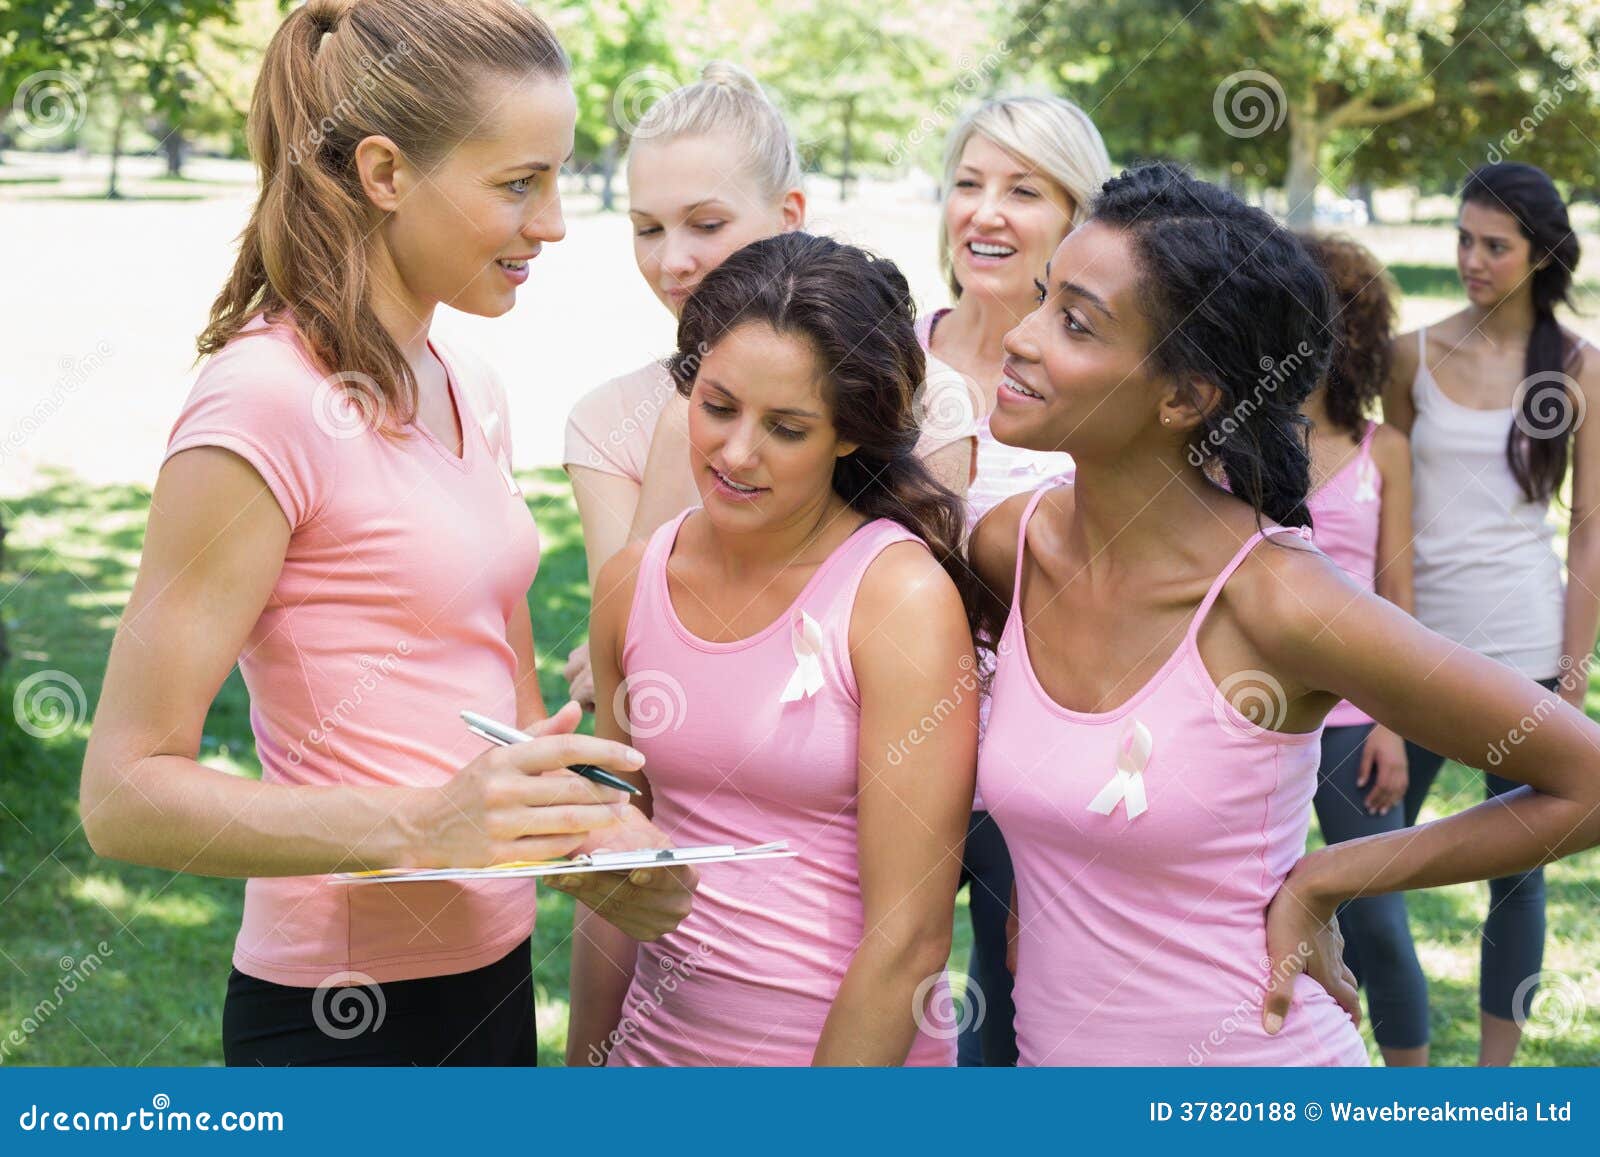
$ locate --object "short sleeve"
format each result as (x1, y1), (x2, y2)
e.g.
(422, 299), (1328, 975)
(913, 351), (982, 457)
(562, 362), (670, 483)
(163, 330), (333, 531)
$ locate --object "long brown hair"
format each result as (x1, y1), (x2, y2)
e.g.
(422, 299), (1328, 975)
(198, 0), (567, 425)
(670, 232), (981, 631)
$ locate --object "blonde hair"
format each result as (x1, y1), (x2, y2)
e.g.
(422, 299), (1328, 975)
(629, 61), (801, 203)
(938, 95), (1112, 298)
(198, 0), (568, 425)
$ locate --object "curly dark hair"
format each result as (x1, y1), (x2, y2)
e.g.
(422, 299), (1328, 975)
(669, 231), (980, 628)
(1297, 233), (1397, 440)
(1091, 163), (1334, 528)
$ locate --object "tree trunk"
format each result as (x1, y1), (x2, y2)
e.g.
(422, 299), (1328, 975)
(838, 98), (854, 202)
(107, 94), (130, 200)
(1283, 103), (1324, 228)
(163, 127), (185, 178)
(599, 138), (618, 212)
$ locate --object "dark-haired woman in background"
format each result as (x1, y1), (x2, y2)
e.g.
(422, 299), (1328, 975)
(1299, 235), (1427, 1065)
(1382, 161), (1599, 1065)
(568, 233), (979, 1066)
(972, 163), (1600, 1066)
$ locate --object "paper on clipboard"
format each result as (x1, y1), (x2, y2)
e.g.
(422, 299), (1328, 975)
(332, 841), (797, 884)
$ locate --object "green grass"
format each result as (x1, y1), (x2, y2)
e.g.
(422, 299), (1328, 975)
(1, 469), (1595, 1066)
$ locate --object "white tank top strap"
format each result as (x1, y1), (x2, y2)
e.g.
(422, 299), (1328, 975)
(1184, 524), (1310, 646)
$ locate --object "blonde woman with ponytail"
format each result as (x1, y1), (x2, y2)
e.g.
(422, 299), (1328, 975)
(560, 62), (972, 709)
(80, 0), (694, 1067)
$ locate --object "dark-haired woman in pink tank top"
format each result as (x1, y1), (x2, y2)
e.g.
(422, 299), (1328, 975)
(971, 164), (1600, 1066)
(568, 233), (982, 1066)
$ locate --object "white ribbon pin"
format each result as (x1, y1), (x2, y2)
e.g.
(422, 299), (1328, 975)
(1352, 454), (1379, 503)
(1087, 720), (1153, 820)
(779, 611), (826, 703)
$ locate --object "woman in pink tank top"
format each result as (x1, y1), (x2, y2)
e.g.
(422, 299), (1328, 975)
(972, 164), (1600, 1066)
(1297, 235), (1429, 1065)
(568, 233), (981, 1066)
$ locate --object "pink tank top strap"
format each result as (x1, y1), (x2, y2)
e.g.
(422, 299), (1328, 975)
(1010, 485), (1057, 602)
(627, 507), (697, 643)
(1183, 523), (1311, 647)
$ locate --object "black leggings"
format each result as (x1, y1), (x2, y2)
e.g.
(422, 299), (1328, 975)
(1312, 724), (1430, 1049)
(956, 811), (1018, 1067)
(1402, 673), (1555, 1026)
(222, 937), (537, 1066)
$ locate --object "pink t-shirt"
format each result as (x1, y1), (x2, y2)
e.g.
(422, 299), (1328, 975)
(164, 315), (542, 987)
(562, 360), (679, 482)
(605, 511), (957, 1066)
(563, 350), (977, 484)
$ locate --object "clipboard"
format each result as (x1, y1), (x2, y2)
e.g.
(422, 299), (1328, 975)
(331, 841), (797, 884)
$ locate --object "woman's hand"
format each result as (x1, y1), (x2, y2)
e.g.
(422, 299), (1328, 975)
(564, 641), (596, 714)
(1356, 724), (1408, 815)
(1262, 850), (1360, 1034)
(545, 806), (698, 940)
(412, 702), (640, 868)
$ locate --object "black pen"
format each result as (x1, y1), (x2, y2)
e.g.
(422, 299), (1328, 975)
(460, 710), (642, 795)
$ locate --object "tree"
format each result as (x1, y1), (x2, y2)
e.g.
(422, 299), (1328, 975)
(1015, 0), (1452, 225)
(554, 0), (680, 211)
(763, 0), (949, 200)
(0, 0), (240, 193)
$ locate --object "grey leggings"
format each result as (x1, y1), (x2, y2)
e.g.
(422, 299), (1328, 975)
(1400, 676), (1555, 1025)
(1313, 723), (1430, 1049)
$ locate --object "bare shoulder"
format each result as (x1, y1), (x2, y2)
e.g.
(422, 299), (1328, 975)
(1370, 421), (1410, 471)
(1566, 328), (1600, 395)
(592, 538), (649, 641)
(1389, 325), (1421, 379)
(1217, 527), (1359, 653)
(855, 539), (962, 630)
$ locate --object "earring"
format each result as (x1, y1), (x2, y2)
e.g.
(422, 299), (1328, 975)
(1161, 416), (1171, 425)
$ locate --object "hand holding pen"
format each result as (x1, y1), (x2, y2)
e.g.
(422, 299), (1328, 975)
(403, 702), (642, 870)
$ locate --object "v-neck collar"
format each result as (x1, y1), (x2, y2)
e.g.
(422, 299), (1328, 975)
(409, 340), (473, 472)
